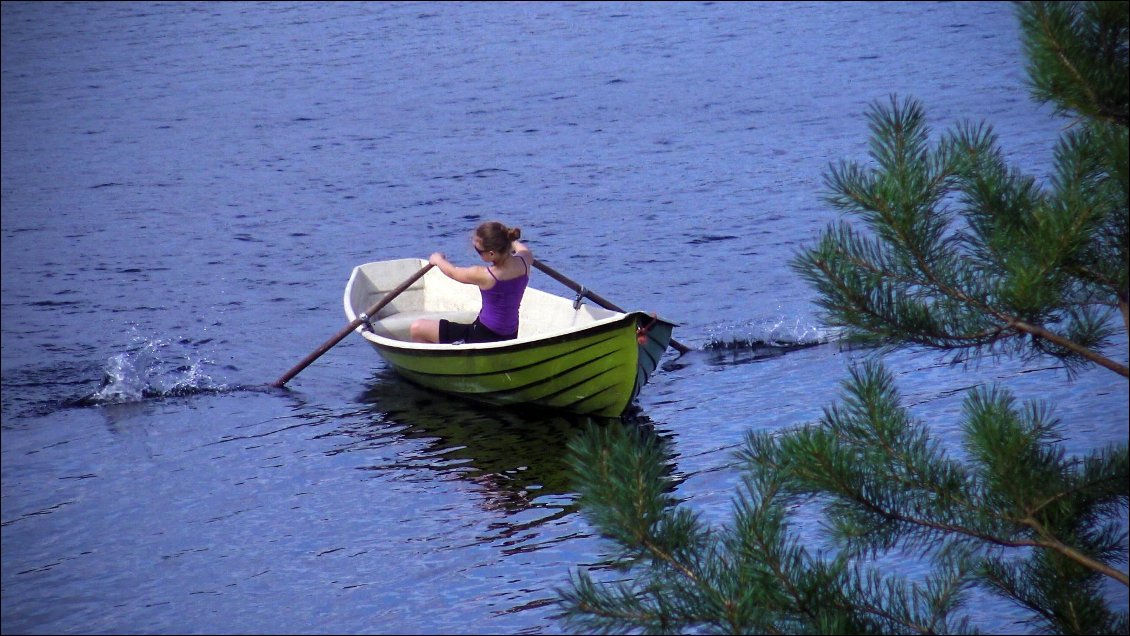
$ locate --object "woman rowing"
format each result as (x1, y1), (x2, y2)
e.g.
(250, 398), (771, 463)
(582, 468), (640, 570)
(410, 221), (532, 344)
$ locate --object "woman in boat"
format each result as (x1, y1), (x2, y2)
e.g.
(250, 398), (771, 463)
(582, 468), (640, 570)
(410, 221), (532, 344)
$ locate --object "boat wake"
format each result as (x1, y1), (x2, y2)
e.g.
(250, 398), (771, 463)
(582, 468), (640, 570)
(688, 317), (844, 367)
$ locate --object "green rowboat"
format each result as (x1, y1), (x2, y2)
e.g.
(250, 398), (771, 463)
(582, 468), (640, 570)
(344, 258), (675, 417)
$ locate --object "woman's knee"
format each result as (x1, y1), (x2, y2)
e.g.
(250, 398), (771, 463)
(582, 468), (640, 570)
(410, 319), (436, 342)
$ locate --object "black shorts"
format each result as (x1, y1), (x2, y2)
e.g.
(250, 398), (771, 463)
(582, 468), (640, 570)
(438, 318), (517, 344)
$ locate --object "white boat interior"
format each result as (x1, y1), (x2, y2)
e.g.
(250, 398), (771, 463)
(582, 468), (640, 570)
(345, 258), (627, 344)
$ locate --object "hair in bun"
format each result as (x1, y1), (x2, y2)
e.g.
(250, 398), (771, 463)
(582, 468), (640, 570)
(476, 221), (521, 253)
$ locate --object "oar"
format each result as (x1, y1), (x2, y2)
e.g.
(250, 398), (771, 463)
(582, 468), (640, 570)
(272, 263), (434, 388)
(532, 259), (691, 355)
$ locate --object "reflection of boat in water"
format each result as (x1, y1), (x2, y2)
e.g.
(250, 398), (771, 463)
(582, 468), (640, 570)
(344, 258), (676, 417)
(350, 370), (600, 515)
(346, 371), (680, 531)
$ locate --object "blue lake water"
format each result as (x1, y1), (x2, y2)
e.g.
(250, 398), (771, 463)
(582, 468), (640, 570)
(3, 2), (1126, 633)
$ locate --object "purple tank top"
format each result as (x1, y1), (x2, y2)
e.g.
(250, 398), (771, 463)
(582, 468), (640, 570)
(478, 255), (528, 336)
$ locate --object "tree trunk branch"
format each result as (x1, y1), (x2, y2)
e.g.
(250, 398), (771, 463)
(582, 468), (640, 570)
(1009, 319), (1129, 377)
(1023, 516), (1130, 587)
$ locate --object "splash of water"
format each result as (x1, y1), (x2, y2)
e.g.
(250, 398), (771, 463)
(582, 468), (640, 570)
(702, 315), (843, 351)
(87, 337), (229, 405)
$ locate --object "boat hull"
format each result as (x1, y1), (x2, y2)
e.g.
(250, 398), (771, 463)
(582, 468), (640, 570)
(344, 259), (674, 417)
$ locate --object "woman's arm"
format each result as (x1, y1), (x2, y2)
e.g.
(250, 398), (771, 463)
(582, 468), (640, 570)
(429, 252), (492, 287)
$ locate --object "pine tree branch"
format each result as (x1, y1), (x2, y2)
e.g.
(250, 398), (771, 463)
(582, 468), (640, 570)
(1025, 468), (1127, 521)
(569, 598), (657, 628)
(1008, 317), (1129, 376)
(889, 198), (1128, 376)
(1030, 3), (1130, 127)
(816, 250), (1009, 345)
(795, 398), (1127, 586)
(820, 466), (1130, 587)
(1037, 10), (1102, 116)
(835, 598), (936, 636)
(977, 564), (1064, 630)
(740, 492), (824, 629)
(1020, 514), (1130, 586)
(636, 534), (700, 586)
(818, 230), (1129, 377)
(820, 94), (1130, 376)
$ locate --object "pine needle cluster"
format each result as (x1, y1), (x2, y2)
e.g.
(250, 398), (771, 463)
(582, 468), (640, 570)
(555, 3), (1128, 634)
